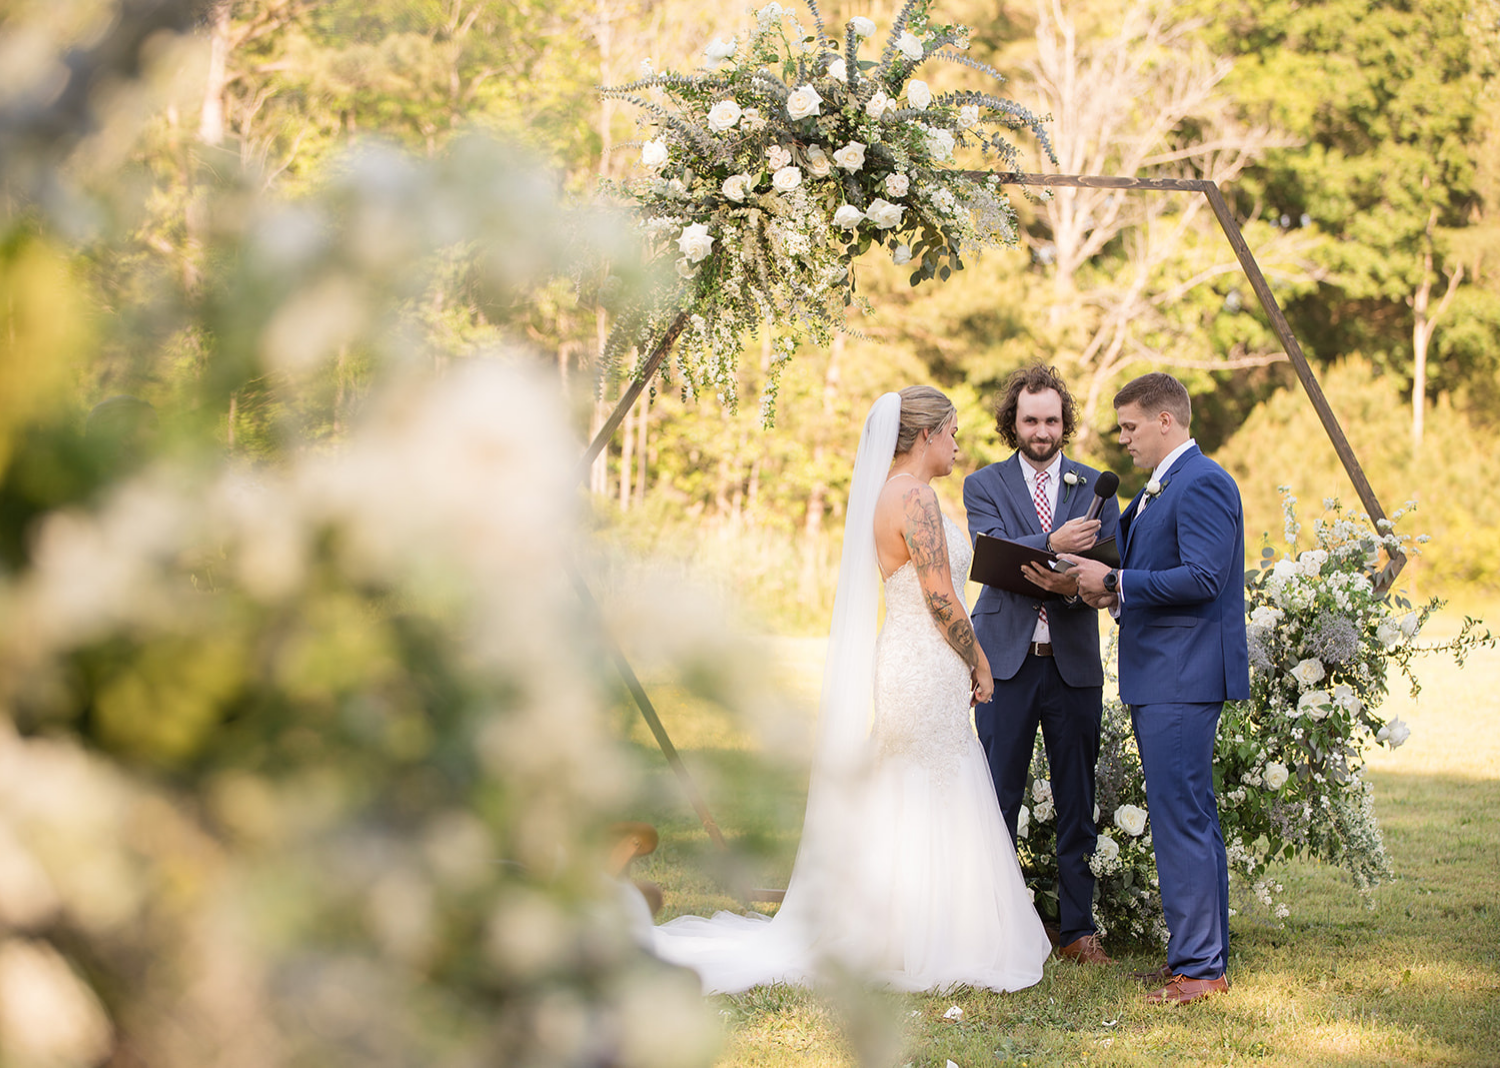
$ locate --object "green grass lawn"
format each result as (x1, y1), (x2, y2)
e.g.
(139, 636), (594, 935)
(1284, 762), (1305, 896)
(615, 612), (1500, 1067)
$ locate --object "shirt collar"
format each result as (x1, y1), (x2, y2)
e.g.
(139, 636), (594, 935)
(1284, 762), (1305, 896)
(1151, 439), (1196, 485)
(1020, 452), (1063, 487)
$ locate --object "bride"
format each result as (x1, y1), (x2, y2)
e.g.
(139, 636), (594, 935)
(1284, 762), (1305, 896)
(650, 387), (1052, 993)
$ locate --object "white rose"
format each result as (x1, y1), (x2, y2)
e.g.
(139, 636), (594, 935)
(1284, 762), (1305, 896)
(1291, 657), (1326, 689)
(1114, 804), (1148, 837)
(786, 84), (824, 120)
(1270, 558), (1300, 583)
(850, 15), (876, 37)
(958, 104), (980, 129)
(892, 244), (912, 265)
(885, 173), (910, 197)
(833, 141), (867, 172)
(804, 144), (833, 177)
(1033, 799), (1055, 823)
(866, 90), (894, 120)
(1145, 478), (1163, 497)
(1333, 683), (1361, 713)
(704, 37), (737, 63)
(1298, 689), (1331, 720)
(924, 125), (955, 160)
(1263, 762), (1290, 790)
(1399, 611), (1420, 638)
(1032, 778), (1052, 804)
(640, 138), (669, 170)
(707, 99), (742, 132)
(1298, 548), (1329, 574)
(931, 187), (956, 214)
(864, 197), (904, 229)
(1377, 716), (1411, 748)
(827, 58), (847, 82)
(1094, 834), (1120, 863)
(676, 257), (698, 278)
(721, 173), (752, 202)
(771, 165), (803, 192)
(1016, 804), (1030, 839)
(906, 79), (932, 109)
(1376, 619), (1403, 650)
(833, 204), (865, 229)
(676, 222), (714, 263)
(741, 106), (766, 131)
(897, 30), (924, 60)
(766, 144), (792, 171)
(757, 2), (783, 24)
(1250, 606), (1284, 629)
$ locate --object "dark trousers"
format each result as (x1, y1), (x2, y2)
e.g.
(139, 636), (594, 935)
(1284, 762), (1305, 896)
(1130, 700), (1230, 979)
(975, 652), (1103, 946)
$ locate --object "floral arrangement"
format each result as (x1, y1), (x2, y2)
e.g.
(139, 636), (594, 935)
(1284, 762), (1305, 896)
(1018, 492), (1492, 942)
(600, 0), (1052, 419)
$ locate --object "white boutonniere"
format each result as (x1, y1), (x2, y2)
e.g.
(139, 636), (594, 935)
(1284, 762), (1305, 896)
(1145, 478), (1163, 499)
(1061, 469), (1083, 503)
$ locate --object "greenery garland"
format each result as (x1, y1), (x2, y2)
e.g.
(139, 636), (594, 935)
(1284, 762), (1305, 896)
(599, 0), (1052, 420)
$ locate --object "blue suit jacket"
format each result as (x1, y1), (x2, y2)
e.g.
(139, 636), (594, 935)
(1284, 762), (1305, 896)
(965, 453), (1121, 687)
(1117, 445), (1251, 706)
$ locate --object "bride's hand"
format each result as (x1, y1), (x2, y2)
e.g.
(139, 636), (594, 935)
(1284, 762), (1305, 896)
(971, 655), (994, 706)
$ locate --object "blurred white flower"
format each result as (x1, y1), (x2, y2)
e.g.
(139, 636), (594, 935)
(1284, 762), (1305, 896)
(1298, 690), (1332, 720)
(943, 1004), (964, 1020)
(1377, 717), (1411, 747)
(1263, 762), (1290, 790)
(677, 222), (714, 262)
(1291, 657), (1326, 688)
(0, 938), (112, 1067)
(1298, 548), (1328, 574)
(757, 2), (783, 25)
(707, 99), (742, 132)
(1332, 683), (1361, 713)
(924, 125), (955, 159)
(892, 244), (912, 265)
(826, 58), (847, 82)
(1113, 804), (1147, 837)
(1145, 478), (1163, 498)
(704, 37), (737, 63)
(1094, 834), (1120, 863)
(640, 138), (669, 170)
(1032, 778), (1052, 804)
(833, 141), (866, 172)
(1376, 619), (1403, 650)
(771, 165), (803, 192)
(721, 173), (752, 201)
(897, 30), (924, 60)
(1033, 799), (1055, 823)
(958, 104), (980, 129)
(833, 205), (865, 229)
(885, 173), (910, 197)
(906, 79), (931, 109)
(1016, 804), (1030, 839)
(786, 84), (823, 120)
(865, 198), (904, 229)
(804, 144), (832, 177)
(865, 90), (896, 119)
(1249, 605), (1284, 629)
(850, 15), (876, 37)
(741, 106), (766, 130)
(1399, 611), (1420, 638)
(767, 144), (792, 170)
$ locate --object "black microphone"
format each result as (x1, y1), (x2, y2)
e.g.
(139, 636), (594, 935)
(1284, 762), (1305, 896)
(1084, 471), (1121, 522)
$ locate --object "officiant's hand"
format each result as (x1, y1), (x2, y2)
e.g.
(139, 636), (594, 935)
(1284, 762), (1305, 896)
(1046, 517), (1101, 554)
(1021, 561), (1079, 599)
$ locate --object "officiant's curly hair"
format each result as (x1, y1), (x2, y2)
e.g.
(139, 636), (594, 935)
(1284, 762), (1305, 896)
(993, 364), (1077, 449)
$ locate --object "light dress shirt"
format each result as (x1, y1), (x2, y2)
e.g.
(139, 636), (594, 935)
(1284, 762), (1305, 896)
(1020, 453), (1063, 643)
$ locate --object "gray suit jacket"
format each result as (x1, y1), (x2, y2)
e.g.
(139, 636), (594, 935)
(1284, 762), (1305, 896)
(964, 453), (1121, 687)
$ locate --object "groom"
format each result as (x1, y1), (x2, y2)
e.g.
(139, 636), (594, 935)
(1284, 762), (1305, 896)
(965, 365), (1120, 966)
(1064, 372), (1249, 1006)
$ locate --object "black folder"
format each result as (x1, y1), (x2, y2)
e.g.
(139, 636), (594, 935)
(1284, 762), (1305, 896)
(971, 534), (1120, 597)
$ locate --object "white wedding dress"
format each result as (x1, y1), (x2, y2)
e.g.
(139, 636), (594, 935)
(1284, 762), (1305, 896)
(650, 400), (1051, 993)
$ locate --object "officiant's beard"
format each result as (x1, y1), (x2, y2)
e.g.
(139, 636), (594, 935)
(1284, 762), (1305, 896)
(1020, 438), (1062, 465)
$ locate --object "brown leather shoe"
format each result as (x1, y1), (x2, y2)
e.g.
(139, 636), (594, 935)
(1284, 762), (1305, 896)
(1057, 934), (1113, 965)
(1145, 973), (1230, 1005)
(1131, 964), (1173, 985)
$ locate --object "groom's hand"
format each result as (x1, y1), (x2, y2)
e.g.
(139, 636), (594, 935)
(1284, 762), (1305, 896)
(1022, 561), (1079, 599)
(1059, 555), (1111, 599)
(1047, 517), (1101, 554)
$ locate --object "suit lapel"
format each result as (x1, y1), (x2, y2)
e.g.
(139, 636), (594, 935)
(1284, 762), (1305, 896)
(998, 454), (1044, 537)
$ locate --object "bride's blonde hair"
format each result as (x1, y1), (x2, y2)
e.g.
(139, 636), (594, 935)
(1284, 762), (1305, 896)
(895, 385), (956, 455)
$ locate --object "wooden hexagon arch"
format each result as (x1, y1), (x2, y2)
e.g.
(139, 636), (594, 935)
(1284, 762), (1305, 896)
(576, 173), (1407, 860)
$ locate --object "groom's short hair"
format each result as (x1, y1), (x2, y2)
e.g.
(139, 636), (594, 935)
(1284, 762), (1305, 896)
(1113, 373), (1191, 427)
(994, 364), (1077, 449)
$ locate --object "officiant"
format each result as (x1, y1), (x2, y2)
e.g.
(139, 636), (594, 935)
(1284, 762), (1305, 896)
(964, 365), (1121, 966)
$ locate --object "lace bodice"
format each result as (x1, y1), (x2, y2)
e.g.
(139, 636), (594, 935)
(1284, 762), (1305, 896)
(871, 513), (978, 779)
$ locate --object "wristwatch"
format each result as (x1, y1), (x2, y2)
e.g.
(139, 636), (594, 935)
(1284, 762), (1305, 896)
(1103, 569), (1119, 593)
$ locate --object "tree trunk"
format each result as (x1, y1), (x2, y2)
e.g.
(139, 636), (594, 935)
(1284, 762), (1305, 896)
(199, 1), (232, 146)
(619, 388), (636, 511)
(635, 387), (649, 507)
(1410, 206), (1464, 452)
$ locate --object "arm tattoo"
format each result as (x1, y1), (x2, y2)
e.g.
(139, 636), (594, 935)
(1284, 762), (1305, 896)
(902, 488), (981, 670)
